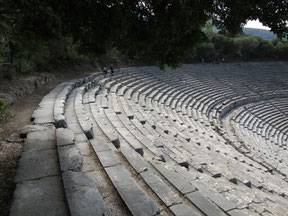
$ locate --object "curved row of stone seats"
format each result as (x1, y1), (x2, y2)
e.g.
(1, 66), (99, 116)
(74, 82), (172, 215)
(88, 70), (288, 214)
(217, 91), (288, 135)
(72, 62), (288, 214)
(124, 67), (243, 130)
(31, 73), (98, 127)
(55, 74), (117, 216)
(232, 122), (288, 177)
(228, 62), (288, 93)
(98, 81), (231, 214)
(127, 69), (284, 146)
(101, 71), (286, 183)
(69, 78), (158, 215)
(61, 79), (115, 216)
(104, 64), (287, 148)
(91, 85), (258, 214)
(124, 64), (288, 141)
(88, 92), (195, 215)
(11, 73), (106, 216)
(233, 100), (288, 147)
(233, 108), (285, 147)
(111, 68), (212, 126)
(121, 93), (286, 194)
(230, 104), (288, 176)
(271, 98), (288, 114)
(13, 63), (288, 216)
(137, 83), (214, 141)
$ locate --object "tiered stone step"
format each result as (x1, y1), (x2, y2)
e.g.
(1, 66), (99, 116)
(11, 73), (102, 216)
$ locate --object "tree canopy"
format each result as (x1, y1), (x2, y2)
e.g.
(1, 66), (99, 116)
(1, 0), (288, 67)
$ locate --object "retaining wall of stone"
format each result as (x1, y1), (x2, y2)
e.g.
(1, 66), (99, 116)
(0, 73), (55, 105)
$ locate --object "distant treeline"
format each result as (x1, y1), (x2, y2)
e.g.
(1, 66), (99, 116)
(186, 23), (288, 63)
(1, 1), (288, 80)
(0, 21), (287, 80)
(0, 36), (124, 80)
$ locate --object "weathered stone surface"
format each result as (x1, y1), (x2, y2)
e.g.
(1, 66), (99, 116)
(96, 150), (120, 168)
(90, 137), (111, 152)
(33, 111), (54, 124)
(15, 149), (59, 183)
(19, 124), (51, 138)
(10, 176), (69, 216)
(22, 125), (56, 152)
(228, 208), (259, 216)
(120, 146), (148, 173)
(169, 204), (202, 216)
(192, 180), (238, 211)
(141, 171), (182, 207)
(58, 145), (83, 172)
(151, 161), (197, 195)
(56, 128), (75, 146)
(105, 165), (160, 216)
(186, 191), (227, 216)
(74, 133), (88, 142)
(62, 171), (109, 216)
(76, 142), (91, 156)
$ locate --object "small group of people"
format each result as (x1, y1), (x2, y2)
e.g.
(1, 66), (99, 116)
(102, 64), (114, 77)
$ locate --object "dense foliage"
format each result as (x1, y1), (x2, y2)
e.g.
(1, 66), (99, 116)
(0, 0), (287, 74)
(189, 23), (288, 62)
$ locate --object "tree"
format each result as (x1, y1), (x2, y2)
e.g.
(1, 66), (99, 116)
(211, 34), (236, 58)
(197, 42), (216, 62)
(274, 40), (288, 59)
(234, 35), (260, 60)
(1, 0), (288, 67)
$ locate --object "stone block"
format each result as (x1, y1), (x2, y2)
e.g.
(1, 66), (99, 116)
(10, 176), (68, 216)
(23, 126), (56, 152)
(120, 146), (148, 173)
(58, 145), (83, 172)
(105, 165), (160, 216)
(192, 180), (238, 212)
(90, 138), (111, 152)
(15, 149), (59, 183)
(151, 161), (197, 195)
(170, 204), (202, 216)
(62, 171), (109, 216)
(56, 128), (75, 146)
(96, 150), (120, 168)
(20, 124), (52, 139)
(141, 171), (182, 207)
(186, 191), (227, 216)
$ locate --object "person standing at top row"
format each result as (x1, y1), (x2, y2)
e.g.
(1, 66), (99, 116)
(102, 66), (108, 77)
(110, 64), (114, 76)
(102, 65), (115, 77)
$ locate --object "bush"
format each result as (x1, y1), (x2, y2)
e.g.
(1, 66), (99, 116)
(196, 42), (216, 62)
(0, 99), (13, 124)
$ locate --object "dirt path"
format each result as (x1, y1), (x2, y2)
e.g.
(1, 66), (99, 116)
(0, 68), (96, 216)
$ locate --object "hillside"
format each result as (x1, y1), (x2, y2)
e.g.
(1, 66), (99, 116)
(243, 27), (277, 40)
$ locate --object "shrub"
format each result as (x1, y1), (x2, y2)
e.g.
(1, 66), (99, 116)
(0, 99), (13, 124)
